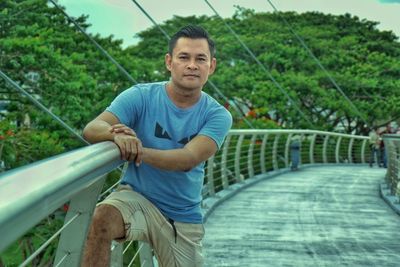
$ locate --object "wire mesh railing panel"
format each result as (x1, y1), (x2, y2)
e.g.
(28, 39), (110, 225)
(252, 136), (264, 176)
(300, 135), (312, 165)
(203, 155), (219, 199)
(262, 134), (274, 172)
(226, 135), (239, 185)
(351, 139), (364, 163)
(337, 138), (351, 163)
(313, 135), (325, 163)
(238, 135), (252, 180)
(326, 136), (339, 163)
(276, 146), (287, 169)
(383, 135), (400, 197)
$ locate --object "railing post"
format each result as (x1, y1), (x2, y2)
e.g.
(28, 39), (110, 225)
(395, 141), (399, 194)
(335, 136), (342, 163)
(110, 242), (123, 267)
(391, 139), (400, 195)
(384, 138), (394, 192)
(309, 134), (317, 164)
(206, 155), (215, 196)
(139, 242), (155, 267)
(260, 134), (268, 174)
(322, 135), (329, 163)
(54, 175), (106, 267)
(221, 134), (232, 189)
(248, 134), (256, 178)
(235, 134), (245, 182)
(348, 138), (354, 163)
(272, 134), (280, 170)
(285, 133), (292, 168)
(384, 137), (399, 195)
(361, 139), (367, 164)
(299, 134), (304, 166)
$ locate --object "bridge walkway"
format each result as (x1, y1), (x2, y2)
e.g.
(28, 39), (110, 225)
(203, 165), (399, 267)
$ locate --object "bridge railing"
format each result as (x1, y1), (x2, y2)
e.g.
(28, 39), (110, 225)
(0, 129), (369, 266)
(202, 129), (368, 200)
(383, 134), (400, 198)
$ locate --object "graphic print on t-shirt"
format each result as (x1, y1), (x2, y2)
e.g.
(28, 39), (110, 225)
(178, 133), (198, 145)
(154, 122), (198, 145)
(154, 122), (172, 140)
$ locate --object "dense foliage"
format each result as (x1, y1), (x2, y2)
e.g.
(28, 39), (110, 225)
(129, 9), (400, 132)
(2, 1), (400, 170)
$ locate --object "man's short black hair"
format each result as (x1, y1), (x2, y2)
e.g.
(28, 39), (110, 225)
(168, 25), (216, 58)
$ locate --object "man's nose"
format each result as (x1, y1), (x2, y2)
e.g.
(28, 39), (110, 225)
(187, 59), (198, 70)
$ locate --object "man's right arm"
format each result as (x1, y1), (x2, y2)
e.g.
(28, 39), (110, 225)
(83, 111), (142, 163)
(82, 111), (120, 143)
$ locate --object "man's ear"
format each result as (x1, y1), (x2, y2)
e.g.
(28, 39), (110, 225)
(165, 53), (172, 71)
(209, 57), (217, 75)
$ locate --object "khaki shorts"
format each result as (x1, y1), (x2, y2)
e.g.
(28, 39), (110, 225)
(99, 184), (205, 267)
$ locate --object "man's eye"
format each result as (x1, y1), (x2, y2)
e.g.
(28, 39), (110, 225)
(198, 58), (206, 61)
(179, 56), (188, 60)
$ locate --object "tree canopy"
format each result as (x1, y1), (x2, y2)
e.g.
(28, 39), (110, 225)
(1, 0), (400, 171)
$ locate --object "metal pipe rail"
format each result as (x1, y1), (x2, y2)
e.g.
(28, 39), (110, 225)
(0, 129), (370, 266)
(202, 129), (369, 200)
(383, 135), (400, 198)
(0, 142), (124, 265)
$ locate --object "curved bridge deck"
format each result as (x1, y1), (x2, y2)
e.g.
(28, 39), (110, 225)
(203, 166), (400, 267)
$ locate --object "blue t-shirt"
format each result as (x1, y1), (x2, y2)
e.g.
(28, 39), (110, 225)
(106, 81), (232, 223)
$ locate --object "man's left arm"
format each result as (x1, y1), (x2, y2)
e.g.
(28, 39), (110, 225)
(141, 135), (217, 172)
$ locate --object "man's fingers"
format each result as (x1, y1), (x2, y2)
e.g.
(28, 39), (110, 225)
(135, 140), (143, 166)
(110, 124), (136, 136)
(124, 129), (135, 136)
(117, 141), (126, 160)
(111, 127), (128, 134)
(114, 135), (141, 162)
(128, 141), (137, 162)
(112, 123), (125, 128)
(110, 124), (123, 132)
(112, 128), (125, 133)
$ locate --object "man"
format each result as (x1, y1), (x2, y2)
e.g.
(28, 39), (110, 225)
(379, 123), (392, 168)
(290, 134), (301, 171)
(81, 25), (232, 267)
(369, 127), (381, 167)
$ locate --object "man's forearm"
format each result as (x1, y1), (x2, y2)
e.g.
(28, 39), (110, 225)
(83, 120), (115, 144)
(142, 147), (197, 172)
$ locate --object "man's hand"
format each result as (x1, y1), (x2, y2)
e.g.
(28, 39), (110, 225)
(111, 124), (137, 136)
(110, 124), (142, 166)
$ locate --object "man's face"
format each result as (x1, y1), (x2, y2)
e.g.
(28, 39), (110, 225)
(165, 37), (216, 93)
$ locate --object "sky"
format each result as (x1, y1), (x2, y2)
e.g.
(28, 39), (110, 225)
(58, 0), (400, 47)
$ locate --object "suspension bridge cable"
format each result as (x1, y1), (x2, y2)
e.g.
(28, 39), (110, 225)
(54, 0), (245, 128)
(59, 0), (249, 129)
(0, 70), (89, 145)
(0, 70), (127, 176)
(204, 0), (314, 127)
(128, 0), (170, 40)
(128, 0), (255, 129)
(264, 0), (368, 126)
(49, 0), (138, 85)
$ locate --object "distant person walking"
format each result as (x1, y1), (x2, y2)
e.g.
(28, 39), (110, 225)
(369, 127), (381, 167)
(290, 134), (301, 171)
(380, 123), (393, 168)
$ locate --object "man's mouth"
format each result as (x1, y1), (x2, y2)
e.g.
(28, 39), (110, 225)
(184, 74), (200, 78)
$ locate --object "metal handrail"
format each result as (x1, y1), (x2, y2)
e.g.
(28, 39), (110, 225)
(0, 129), (371, 266)
(0, 141), (122, 252)
(383, 135), (400, 197)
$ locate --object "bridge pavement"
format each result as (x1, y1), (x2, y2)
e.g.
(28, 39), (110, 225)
(203, 165), (400, 267)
